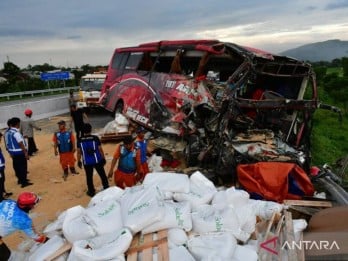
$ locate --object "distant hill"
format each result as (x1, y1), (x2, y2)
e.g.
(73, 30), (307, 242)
(279, 39), (348, 62)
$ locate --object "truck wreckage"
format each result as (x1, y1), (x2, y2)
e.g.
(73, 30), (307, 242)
(99, 40), (345, 201)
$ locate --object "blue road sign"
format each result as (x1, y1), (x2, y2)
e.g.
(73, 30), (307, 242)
(40, 71), (70, 81)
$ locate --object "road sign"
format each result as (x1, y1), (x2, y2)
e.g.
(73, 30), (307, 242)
(40, 71), (70, 81)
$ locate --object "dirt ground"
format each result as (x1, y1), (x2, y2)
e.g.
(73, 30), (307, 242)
(2, 115), (121, 250)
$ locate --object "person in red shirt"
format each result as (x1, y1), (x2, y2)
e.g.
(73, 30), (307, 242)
(107, 136), (142, 189)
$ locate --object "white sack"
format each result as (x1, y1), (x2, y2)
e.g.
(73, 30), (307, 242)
(148, 154), (163, 173)
(9, 251), (27, 261)
(173, 191), (211, 211)
(173, 172), (217, 211)
(187, 232), (237, 260)
(143, 172), (190, 193)
(170, 246), (195, 261)
(235, 204), (256, 242)
(248, 199), (283, 220)
(87, 186), (124, 207)
(120, 185), (165, 234)
(102, 121), (118, 134)
(191, 205), (248, 241)
(43, 210), (67, 235)
(115, 113), (129, 126)
(85, 199), (123, 235)
(28, 235), (66, 261)
(212, 187), (249, 210)
(190, 171), (216, 194)
(102, 113), (129, 134)
(70, 228), (132, 261)
(293, 219), (307, 242)
(232, 244), (258, 261)
(142, 201), (192, 234)
(168, 228), (189, 248)
(68, 252), (125, 261)
(62, 206), (96, 243)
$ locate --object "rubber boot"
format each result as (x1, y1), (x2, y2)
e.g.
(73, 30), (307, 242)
(63, 168), (68, 181)
(70, 167), (79, 175)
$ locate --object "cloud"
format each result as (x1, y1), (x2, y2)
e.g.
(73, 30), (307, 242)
(0, 0), (347, 68)
(325, 0), (348, 10)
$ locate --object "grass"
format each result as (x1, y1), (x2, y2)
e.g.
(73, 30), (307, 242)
(311, 110), (348, 166)
(311, 81), (348, 178)
(326, 67), (344, 76)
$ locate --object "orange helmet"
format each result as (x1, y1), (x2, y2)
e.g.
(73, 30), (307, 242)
(17, 192), (39, 210)
(24, 109), (33, 116)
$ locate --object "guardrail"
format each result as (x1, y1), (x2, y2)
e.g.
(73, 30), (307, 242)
(0, 86), (80, 100)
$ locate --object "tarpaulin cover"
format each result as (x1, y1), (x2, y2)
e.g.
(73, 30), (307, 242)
(237, 162), (314, 202)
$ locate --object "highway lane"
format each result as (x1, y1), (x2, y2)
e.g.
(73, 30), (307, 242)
(0, 94), (113, 130)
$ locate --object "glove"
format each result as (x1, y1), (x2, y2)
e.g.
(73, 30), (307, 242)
(100, 158), (106, 166)
(36, 235), (49, 243)
(77, 160), (83, 169)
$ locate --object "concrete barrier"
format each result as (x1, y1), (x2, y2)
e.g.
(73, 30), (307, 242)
(0, 95), (70, 129)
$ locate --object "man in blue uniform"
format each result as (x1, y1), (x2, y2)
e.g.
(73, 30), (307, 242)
(0, 192), (48, 260)
(77, 123), (109, 197)
(4, 118), (32, 187)
(0, 132), (12, 202)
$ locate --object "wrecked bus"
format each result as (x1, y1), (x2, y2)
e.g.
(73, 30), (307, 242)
(99, 39), (320, 180)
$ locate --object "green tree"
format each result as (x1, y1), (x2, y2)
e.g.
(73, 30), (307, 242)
(342, 57), (348, 77)
(331, 58), (341, 67)
(2, 62), (20, 84)
(313, 66), (327, 83)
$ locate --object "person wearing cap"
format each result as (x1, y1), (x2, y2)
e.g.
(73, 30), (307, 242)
(4, 118), (32, 188)
(53, 120), (79, 181)
(107, 136), (142, 189)
(135, 126), (152, 182)
(0, 192), (48, 260)
(20, 109), (41, 156)
(77, 123), (109, 197)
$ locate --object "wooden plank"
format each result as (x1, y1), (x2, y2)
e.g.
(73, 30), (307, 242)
(275, 214), (285, 236)
(289, 205), (321, 216)
(126, 230), (168, 261)
(283, 199), (332, 208)
(100, 132), (131, 142)
(142, 233), (153, 261)
(297, 232), (305, 261)
(44, 242), (72, 261)
(264, 212), (276, 241)
(284, 210), (297, 261)
(127, 233), (142, 261)
(157, 230), (169, 261)
(127, 237), (167, 254)
(259, 212), (277, 261)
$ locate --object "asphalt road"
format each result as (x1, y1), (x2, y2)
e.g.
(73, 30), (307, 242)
(35, 108), (115, 134)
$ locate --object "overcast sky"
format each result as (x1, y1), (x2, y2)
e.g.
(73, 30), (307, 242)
(1, 0), (348, 69)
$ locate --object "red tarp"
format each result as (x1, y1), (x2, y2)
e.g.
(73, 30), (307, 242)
(237, 162), (314, 202)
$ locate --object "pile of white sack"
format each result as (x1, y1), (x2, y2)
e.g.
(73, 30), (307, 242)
(102, 113), (129, 134)
(11, 171), (299, 261)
